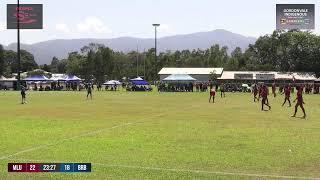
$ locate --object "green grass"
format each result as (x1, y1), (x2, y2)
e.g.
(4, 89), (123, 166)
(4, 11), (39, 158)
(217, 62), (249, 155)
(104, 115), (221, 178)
(0, 90), (320, 179)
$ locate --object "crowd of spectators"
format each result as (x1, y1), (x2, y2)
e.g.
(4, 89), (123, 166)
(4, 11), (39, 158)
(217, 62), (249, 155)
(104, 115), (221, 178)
(1, 80), (320, 94)
(158, 83), (194, 92)
(126, 84), (152, 91)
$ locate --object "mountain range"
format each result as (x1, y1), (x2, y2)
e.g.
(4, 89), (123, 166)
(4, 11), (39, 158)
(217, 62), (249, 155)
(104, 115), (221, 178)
(3, 29), (257, 65)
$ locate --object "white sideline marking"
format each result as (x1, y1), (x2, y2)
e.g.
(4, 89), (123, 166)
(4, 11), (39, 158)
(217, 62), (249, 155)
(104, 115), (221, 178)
(4, 158), (320, 180)
(0, 121), (143, 160)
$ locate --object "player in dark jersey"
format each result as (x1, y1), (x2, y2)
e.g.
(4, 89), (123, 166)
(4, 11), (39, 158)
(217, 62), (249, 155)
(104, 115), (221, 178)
(292, 86), (306, 118)
(20, 85), (26, 104)
(220, 83), (225, 98)
(253, 84), (259, 102)
(209, 87), (216, 103)
(281, 85), (291, 107)
(261, 85), (271, 111)
(272, 82), (276, 97)
(87, 83), (93, 100)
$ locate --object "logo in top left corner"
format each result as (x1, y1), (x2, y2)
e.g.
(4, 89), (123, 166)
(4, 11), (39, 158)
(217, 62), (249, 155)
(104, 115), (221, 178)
(7, 4), (43, 29)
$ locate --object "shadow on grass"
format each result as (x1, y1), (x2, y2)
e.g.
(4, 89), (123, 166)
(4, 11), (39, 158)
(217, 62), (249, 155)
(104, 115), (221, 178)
(291, 116), (306, 120)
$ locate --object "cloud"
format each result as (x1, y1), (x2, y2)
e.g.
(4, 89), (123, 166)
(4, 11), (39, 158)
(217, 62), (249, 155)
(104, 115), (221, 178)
(77, 17), (111, 34)
(55, 23), (70, 33)
(157, 24), (173, 34)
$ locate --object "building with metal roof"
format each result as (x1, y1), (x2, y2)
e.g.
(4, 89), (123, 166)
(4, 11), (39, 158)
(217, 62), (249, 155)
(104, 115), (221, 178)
(159, 68), (317, 83)
(218, 71), (317, 83)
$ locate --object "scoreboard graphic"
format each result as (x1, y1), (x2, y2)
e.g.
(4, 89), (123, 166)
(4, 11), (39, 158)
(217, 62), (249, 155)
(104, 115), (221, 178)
(8, 163), (91, 173)
(276, 4), (315, 30)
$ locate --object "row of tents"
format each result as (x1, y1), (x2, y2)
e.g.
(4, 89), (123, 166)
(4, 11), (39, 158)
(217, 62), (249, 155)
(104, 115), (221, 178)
(26, 74), (82, 81)
(0, 75), (151, 85)
(0, 75), (152, 90)
(0, 73), (192, 81)
(102, 77), (150, 86)
(23, 74), (196, 85)
(0, 74), (82, 82)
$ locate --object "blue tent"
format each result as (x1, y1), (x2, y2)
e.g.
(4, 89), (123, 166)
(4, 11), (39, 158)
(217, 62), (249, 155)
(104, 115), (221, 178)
(131, 80), (149, 85)
(130, 77), (149, 85)
(24, 75), (50, 81)
(163, 74), (196, 82)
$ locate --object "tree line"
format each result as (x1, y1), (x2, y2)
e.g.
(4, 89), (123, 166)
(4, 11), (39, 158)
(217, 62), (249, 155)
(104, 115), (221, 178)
(0, 46), (38, 76)
(0, 30), (319, 82)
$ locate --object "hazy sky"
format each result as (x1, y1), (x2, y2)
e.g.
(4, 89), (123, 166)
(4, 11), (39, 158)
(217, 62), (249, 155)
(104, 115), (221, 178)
(0, 0), (318, 45)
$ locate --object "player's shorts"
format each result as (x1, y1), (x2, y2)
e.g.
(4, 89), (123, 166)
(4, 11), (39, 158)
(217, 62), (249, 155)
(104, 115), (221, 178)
(21, 93), (26, 98)
(297, 100), (303, 105)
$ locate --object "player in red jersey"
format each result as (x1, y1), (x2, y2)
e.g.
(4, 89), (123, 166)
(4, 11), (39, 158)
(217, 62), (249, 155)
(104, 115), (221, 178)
(281, 85), (291, 107)
(292, 86), (306, 118)
(209, 87), (216, 103)
(258, 84), (262, 101)
(253, 84), (259, 102)
(261, 85), (271, 111)
(272, 82), (276, 97)
(266, 85), (270, 105)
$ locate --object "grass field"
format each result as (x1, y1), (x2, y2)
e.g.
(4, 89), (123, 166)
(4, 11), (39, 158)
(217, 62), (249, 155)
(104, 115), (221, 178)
(0, 89), (320, 179)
